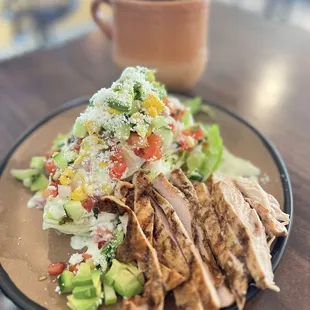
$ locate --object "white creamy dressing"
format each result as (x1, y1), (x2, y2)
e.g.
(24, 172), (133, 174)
(217, 148), (261, 179)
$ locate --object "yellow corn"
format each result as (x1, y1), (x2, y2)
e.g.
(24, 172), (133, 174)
(99, 161), (108, 168)
(102, 184), (113, 195)
(63, 168), (75, 178)
(107, 107), (122, 115)
(85, 121), (95, 134)
(71, 187), (87, 201)
(74, 153), (88, 166)
(59, 175), (71, 185)
(142, 94), (165, 117)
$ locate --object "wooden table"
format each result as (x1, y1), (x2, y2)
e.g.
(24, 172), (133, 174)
(0, 3), (309, 310)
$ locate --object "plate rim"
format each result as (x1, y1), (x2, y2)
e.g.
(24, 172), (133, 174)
(0, 96), (293, 310)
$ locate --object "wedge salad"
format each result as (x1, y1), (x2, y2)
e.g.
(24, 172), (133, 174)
(11, 67), (290, 310)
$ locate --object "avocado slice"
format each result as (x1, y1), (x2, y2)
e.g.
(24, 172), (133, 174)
(11, 168), (38, 181)
(126, 264), (145, 286)
(30, 156), (46, 171)
(113, 269), (143, 298)
(104, 259), (126, 286)
(103, 281), (117, 305)
(72, 276), (93, 288)
(91, 270), (102, 297)
(67, 295), (101, 310)
(78, 263), (91, 276)
(30, 174), (49, 191)
(73, 286), (97, 299)
(58, 270), (74, 294)
(64, 201), (84, 221)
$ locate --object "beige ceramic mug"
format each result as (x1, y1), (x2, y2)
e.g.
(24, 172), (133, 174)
(91, 0), (208, 91)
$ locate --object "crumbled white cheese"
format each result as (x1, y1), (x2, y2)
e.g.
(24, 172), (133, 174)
(68, 253), (83, 265)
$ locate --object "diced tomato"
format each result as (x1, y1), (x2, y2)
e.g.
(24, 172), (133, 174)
(72, 144), (80, 151)
(76, 138), (83, 144)
(172, 109), (185, 121)
(43, 150), (54, 158)
(42, 182), (58, 198)
(48, 262), (66, 275)
(163, 97), (169, 105)
(45, 158), (56, 174)
(109, 149), (127, 180)
(168, 122), (176, 133)
(127, 132), (148, 148)
(137, 134), (162, 161)
(98, 241), (106, 250)
(82, 253), (92, 260)
(69, 264), (78, 273)
(43, 188), (57, 198)
(193, 128), (204, 140)
(82, 197), (95, 213)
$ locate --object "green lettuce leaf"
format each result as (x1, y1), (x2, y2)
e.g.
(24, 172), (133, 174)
(183, 97), (202, 115)
(200, 125), (223, 179)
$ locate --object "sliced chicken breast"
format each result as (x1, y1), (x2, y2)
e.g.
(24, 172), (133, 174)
(195, 183), (247, 310)
(95, 196), (164, 310)
(170, 169), (224, 287)
(133, 171), (184, 291)
(213, 182), (279, 292)
(152, 190), (221, 310)
(233, 177), (288, 237)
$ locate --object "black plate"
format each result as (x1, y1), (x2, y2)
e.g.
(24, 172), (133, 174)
(0, 96), (293, 310)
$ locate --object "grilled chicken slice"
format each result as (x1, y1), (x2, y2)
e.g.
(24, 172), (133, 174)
(170, 169), (225, 287)
(134, 171), (185, 291)
(213, 182), (279, 292)
(195, 183), (247, 309)
(152, 190), (221, 310)
(133, 171), (154, 243)
(268, 193), (290, 225)
(233, 177), (289, 237)
(114, 181), (133, 202)
(95, 196), (164, 310)
(153, 174), (193, 239)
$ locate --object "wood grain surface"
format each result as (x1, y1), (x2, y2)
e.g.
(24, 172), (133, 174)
(0, 3), (309, 310)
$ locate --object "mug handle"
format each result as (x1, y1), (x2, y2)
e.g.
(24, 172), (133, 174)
(91, 0), (113, 39)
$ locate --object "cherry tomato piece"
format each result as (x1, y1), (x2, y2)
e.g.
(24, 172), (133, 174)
(45, 158), (56, 174)
(82, 197), (95, 213)
(48, 262), (66, 275)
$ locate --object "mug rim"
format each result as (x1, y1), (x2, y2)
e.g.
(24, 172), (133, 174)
(112, 0), (208, 7)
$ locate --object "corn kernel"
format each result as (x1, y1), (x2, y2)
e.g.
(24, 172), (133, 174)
(142, 94), (165, 117)
(102, 184), (113, 195)
(71, 187), (87, 201)
(63, 168), (75, 178)
(99, 161), (108, 168)
(59, 175), (71, 185)
(85, 121), (95, 134)
(107, 107), (122, 115)
(148, 107), (158, 117)
(74, 153), (88, 165)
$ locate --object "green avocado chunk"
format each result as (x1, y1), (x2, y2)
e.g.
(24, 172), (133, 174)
(113, 269), (143, 298)
(30, 156), (46, 171)
(126, 263), (145, 286)
(91, 270), (102, 297)
(58, 270), (74, 294)
(72, 276), (93, 288)
(11, 169), (38, 181)
(67, 295), (101, 310)
(64, 201), (84, 221)
(103, 281), (117, 305)
(73, 286), (97, 300)
(29, 174), (49, 191)
(104, 259), (125, 286)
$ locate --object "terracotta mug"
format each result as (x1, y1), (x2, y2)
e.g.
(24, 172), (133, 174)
(91, 0), (209, 91)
